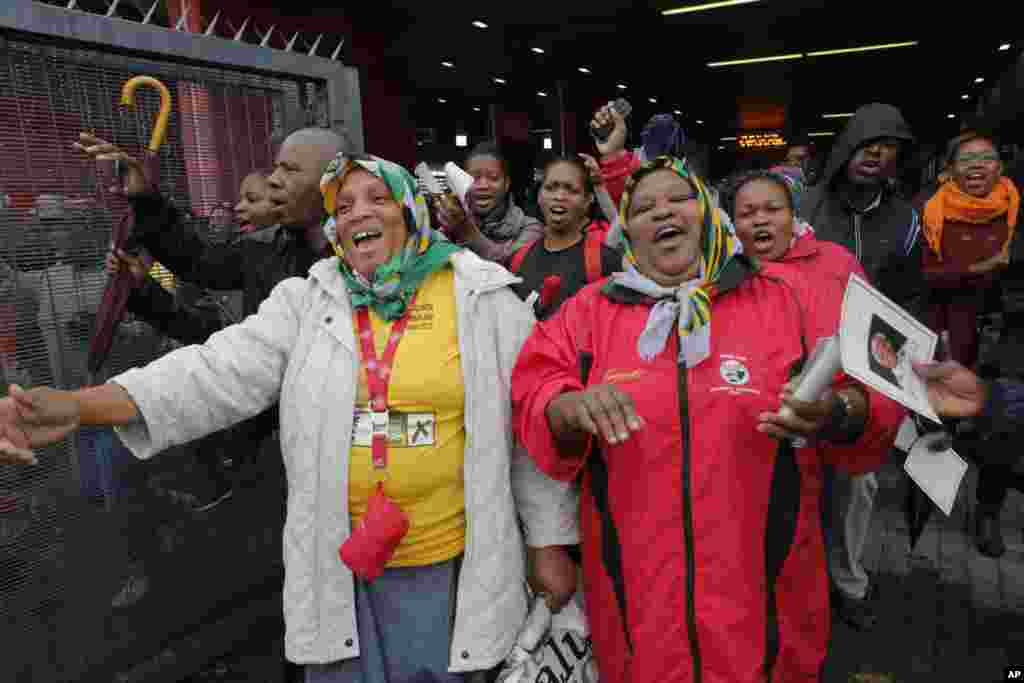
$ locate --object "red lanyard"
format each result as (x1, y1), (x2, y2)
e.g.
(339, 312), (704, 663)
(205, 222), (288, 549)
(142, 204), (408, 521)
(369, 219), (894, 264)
(354, 293), (418, 470)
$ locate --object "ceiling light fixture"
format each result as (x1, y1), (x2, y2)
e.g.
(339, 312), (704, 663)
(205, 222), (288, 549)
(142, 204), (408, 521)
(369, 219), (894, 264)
(999, 43), (1011, 51)
(708, 52), (804, 67)
(649, 97), (657, 104)
(537, 91), (548, 97)
(441, 61), (454, 68)
(961, 94), (969, 100)
(807, 131), (836, 137)
(947, 114), (955, 119)
(617, 83), (627, 89)
(975, 76), (985, 83)
(532, 47), (545, 54)
(806, 41), (918, 57)
(437, 98), (447, 104)
(455, 134), (468, 148)
(663, 0), (760, 16)
(473, 106), (481, 112)
(578, 67), (591, 74)
(720, 136), (737, 141)
(673, 109), (682, 115)
(543, 136), (553, 150)
(696, 119), (704, 124)
(718, 145), (725, 150)
(472, 20), (488, 29)
(822, 112), (855, 118)
(493, 77), (506, 84)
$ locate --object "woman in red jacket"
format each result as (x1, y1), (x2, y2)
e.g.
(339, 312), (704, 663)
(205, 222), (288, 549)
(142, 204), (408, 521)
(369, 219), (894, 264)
(512, 156), (902, 683)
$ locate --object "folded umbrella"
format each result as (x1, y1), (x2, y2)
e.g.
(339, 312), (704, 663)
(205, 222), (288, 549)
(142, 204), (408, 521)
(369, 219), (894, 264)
(87, 76), (171, 381)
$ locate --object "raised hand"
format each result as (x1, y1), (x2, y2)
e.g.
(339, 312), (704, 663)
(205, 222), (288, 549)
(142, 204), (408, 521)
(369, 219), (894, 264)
(1, 391), (35, 464)
(591, 105), (628, 159)
(72, 132), (151, 197)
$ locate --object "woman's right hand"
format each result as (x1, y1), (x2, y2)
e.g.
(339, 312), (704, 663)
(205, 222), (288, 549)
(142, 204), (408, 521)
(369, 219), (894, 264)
(546, 385), (644, 447)
(0, 384), (81, 462)
(105, 247), (148, 284)
(72, 132), (151, 197)
(591, 105), (628, 159)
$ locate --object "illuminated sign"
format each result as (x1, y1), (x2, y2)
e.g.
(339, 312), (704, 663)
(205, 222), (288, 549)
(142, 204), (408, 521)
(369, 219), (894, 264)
(737, 132), (786, 149)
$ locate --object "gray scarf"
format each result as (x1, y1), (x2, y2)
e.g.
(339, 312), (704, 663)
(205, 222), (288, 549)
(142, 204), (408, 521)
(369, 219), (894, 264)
(609, 261), (711, 367)
(474, 194), (527, 243)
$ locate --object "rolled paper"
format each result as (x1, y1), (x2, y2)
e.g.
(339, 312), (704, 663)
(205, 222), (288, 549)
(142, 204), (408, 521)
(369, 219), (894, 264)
(444, 161), (474, 209)
(780, 336), (842, 420)
(414, 162), (443, 196)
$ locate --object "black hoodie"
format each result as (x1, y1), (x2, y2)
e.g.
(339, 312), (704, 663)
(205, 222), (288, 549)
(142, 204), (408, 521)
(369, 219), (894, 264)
(803, 103), (924, 317)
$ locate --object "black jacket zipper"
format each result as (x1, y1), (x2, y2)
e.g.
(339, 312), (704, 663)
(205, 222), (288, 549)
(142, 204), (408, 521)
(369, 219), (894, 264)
(678, 361), (702, 683)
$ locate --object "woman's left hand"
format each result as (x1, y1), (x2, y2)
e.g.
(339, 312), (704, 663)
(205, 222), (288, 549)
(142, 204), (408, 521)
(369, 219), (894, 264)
(757, 381), (834, 441)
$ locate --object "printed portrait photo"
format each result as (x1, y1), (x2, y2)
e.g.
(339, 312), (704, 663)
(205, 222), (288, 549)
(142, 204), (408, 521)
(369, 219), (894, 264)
(868, 314), (907, 389)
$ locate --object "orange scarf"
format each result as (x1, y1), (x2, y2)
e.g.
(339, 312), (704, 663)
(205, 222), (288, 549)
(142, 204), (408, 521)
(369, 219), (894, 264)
(923, 176), (1019, 260)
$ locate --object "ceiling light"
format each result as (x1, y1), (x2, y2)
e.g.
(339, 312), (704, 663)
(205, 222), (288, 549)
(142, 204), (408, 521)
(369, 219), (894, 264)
(617, 83), (627, 89)
(720, 136), (737, 141)
(718, 145), (725, 150)
(472, 20), (488, 29)
(806, 41), (918, 57)
(673, 109), (682, 115)
(532, 47), (545, 54)
(807, 131), (836, 137)
(473, 106), (481, 112)
(961, 94), (969, 100)
(649, 97), (657, 104)
(437, 98), (447, 104)
(543, 136), (553, 150)
(493, 77), (506, 84)
(578, 67), (591, 74)
(663, 0), (760, 16)
(999, 43), (1011, 51)
(947, 114), (956, 119)
(455, 134), (468, 148)
(708, 52), (804, 67)
(975, 77), (985, 83)
(696, 119), (704, 124)
(537, 91), (547, 97)
(441, 61), (454, 68)
(822, 113), (855, 118)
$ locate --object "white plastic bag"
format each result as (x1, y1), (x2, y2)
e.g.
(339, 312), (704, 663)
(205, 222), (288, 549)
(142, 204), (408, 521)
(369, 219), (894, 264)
(496, 590), (598, 683)
(443, 162), (474, 210)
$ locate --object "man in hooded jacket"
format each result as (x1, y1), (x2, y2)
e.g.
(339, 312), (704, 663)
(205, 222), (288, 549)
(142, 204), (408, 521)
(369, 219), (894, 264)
(802, 103), (924, 632)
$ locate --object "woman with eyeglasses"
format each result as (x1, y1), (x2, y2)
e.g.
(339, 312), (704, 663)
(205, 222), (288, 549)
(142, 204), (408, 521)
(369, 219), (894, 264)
(921, 130), (1020, 558)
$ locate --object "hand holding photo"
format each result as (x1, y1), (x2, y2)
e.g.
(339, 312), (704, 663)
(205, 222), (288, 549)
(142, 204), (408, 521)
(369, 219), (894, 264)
(839, 275), (940, 422)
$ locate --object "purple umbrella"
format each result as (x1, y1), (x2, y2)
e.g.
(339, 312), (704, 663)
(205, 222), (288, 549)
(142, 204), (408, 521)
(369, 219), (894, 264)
(87, 77), (171, 379)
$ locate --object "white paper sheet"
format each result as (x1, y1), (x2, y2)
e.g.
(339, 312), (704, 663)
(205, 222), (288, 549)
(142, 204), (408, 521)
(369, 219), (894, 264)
(903, 432), (968, 516)
(839, 274), (941, 423)
(894, 415), (919, 453)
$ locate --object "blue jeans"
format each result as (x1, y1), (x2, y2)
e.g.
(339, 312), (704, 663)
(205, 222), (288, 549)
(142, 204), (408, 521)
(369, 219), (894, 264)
(77, 427), (134, 503)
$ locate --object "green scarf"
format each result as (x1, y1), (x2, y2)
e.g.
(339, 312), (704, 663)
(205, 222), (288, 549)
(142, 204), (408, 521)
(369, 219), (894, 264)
(320, 154), (462, 320)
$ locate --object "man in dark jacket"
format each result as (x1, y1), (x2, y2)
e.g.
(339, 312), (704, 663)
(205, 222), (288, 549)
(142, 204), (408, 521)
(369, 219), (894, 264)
(802, 103), (923, 632)
(74, 127), (345, 509)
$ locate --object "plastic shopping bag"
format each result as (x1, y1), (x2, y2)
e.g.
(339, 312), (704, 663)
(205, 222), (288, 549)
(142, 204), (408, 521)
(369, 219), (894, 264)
(496, 589), (598, 683)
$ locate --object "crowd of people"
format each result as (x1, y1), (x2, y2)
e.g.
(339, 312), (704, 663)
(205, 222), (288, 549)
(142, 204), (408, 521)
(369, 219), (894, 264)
(0, 94), (1022, 683)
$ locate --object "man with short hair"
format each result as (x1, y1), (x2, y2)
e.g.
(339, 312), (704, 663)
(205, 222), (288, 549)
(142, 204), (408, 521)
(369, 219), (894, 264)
(803, 103), (924, 632)
(784, 136), (816, 183)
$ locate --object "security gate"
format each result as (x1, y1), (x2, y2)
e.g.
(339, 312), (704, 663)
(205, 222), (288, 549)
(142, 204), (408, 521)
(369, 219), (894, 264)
(0, 1), (361, 680)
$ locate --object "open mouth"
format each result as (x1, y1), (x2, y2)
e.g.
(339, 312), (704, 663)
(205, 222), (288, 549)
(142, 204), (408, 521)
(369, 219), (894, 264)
(548, 205), (568, 218)
(751, 228), (776, 252)
(858, 161), (881, 175)
(351, 229), (383, 248)
(654, 224), (686, 243)
(965, 171), (988, 183)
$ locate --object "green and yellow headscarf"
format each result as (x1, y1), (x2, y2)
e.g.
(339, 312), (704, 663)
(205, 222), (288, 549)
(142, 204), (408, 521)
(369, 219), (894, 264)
(320, 154), (461, 320)
(606, 155), (743, 366)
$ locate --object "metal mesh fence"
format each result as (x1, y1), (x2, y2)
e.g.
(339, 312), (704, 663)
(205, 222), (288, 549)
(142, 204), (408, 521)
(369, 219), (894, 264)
(0, 30), (323, 682)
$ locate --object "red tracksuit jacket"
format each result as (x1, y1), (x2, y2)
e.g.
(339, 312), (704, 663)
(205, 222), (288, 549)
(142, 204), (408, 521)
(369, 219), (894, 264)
(512, 256), (902, 683)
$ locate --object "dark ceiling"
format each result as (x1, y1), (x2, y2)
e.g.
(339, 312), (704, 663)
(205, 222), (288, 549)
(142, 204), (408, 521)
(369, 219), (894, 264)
(371, 0), (1019, 153)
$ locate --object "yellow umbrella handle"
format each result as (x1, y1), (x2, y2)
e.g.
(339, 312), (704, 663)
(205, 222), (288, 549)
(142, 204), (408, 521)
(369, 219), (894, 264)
(120, 76), (172, 153)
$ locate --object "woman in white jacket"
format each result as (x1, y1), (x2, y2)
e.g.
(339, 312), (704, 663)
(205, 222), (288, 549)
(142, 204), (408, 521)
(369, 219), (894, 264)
(0, 154), (578, 681)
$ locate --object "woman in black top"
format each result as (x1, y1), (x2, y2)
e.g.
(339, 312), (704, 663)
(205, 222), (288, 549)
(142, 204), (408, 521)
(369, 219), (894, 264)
(508, 156), (622, 320)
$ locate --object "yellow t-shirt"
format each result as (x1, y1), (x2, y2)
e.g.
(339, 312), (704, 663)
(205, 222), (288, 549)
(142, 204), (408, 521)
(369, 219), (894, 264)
(348, 266), (466, 567)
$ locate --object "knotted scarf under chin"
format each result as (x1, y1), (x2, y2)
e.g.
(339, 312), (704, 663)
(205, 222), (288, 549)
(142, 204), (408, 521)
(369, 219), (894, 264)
(610, 262), (712, 367)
